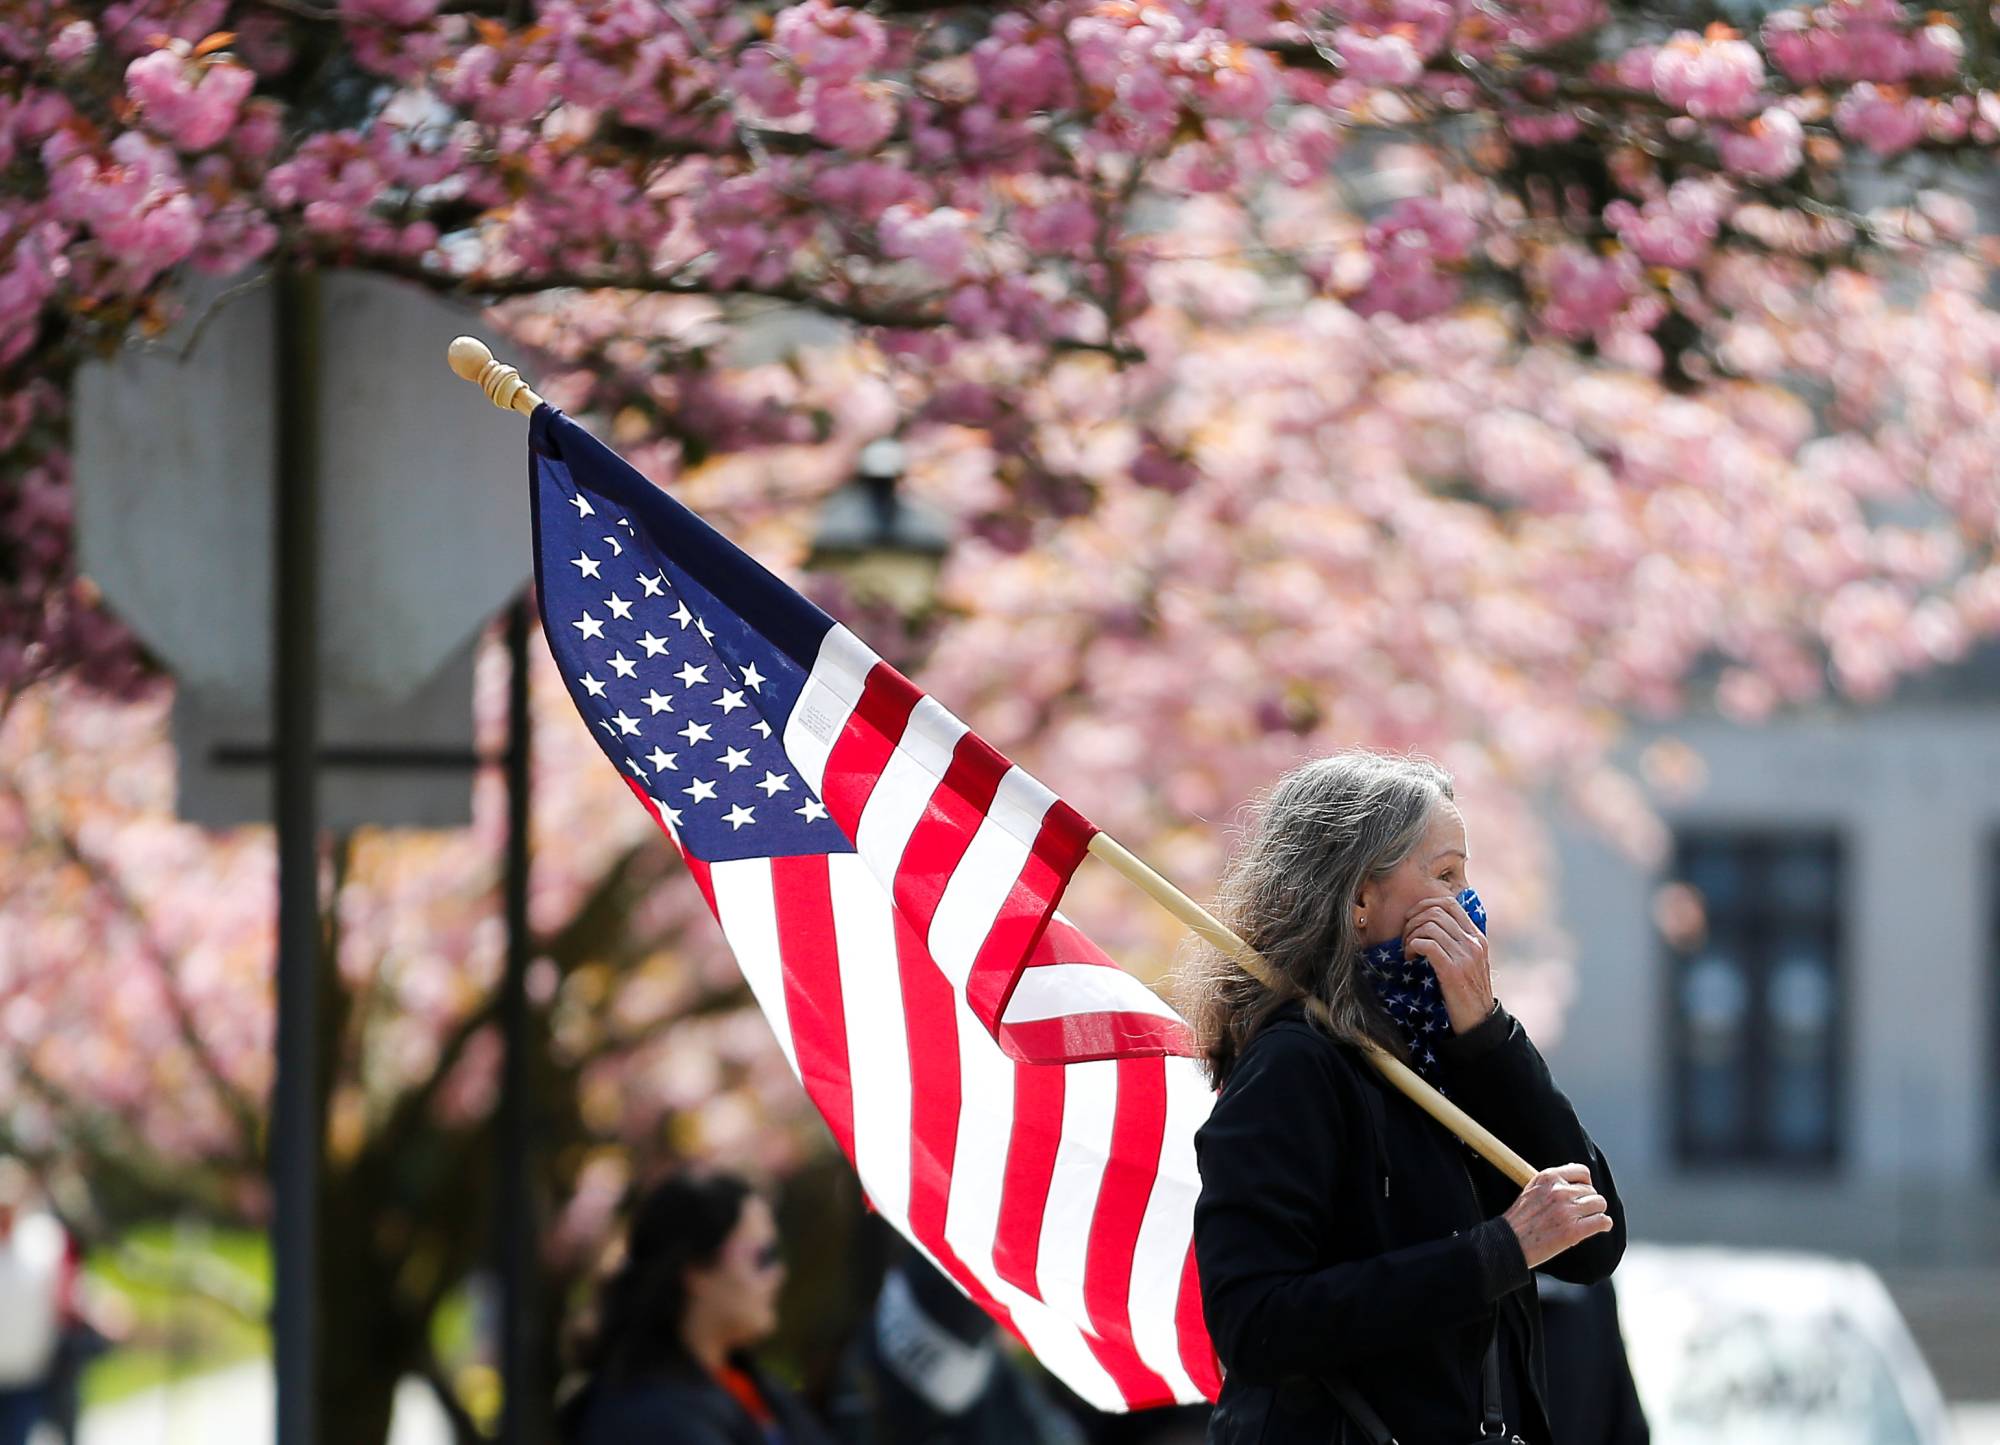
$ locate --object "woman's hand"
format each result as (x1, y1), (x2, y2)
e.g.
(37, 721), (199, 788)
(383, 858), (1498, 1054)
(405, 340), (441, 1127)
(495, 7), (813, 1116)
(1403, 893), (1494, 1034)
(1501, 1164), (1615, 1269)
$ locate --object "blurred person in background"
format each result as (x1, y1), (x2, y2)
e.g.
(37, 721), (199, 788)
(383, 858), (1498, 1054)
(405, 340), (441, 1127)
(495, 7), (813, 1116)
(559, 1168), (834, 1445)
(1535, 1274), (1648, 1445)
(824, 1232), (1089, 1445)
(0, 1159), (72, 1445)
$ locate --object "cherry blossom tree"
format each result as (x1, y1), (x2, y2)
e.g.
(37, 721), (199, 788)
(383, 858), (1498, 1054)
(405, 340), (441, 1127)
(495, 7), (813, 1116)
(6, 0), (2000, 1436)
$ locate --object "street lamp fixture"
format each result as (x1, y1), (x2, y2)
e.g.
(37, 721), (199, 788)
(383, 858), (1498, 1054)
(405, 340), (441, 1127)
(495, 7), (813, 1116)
(807, 437), (953, 616)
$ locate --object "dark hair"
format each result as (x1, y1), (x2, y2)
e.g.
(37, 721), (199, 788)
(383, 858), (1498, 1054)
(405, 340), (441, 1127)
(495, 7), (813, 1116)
(575, 1169), (755, 1387)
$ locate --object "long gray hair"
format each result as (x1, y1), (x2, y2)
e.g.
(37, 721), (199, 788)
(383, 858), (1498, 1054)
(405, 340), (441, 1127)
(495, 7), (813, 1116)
(1175, 749), (1455, 1087)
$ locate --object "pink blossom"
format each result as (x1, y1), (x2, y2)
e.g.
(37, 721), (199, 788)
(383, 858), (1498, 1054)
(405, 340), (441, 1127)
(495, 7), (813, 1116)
(125, 50), (256, 152)
(1351, 195), (1480, 322)
(1200, 40), (1279, 121)
(1505, 111), (1583, 145)
(1716, 106), (1803, 180)
(48, 21), (96, 66)
(1651, 28), (1764, 120)
(809, 81), (897, 149)
(1481, 0), (1606, 51)
(45, 131), (201, 284)
(1834, 82), (1925, 154)
(1018, 196), (1097, 255)
(339, 0), (441, 24)
(807, 160), (919, 218)
(971, 17), (1072, 115)
(773, 0), (887, 85)
(879, 203), (974, 280)
(1334, 28), (1424, 87)
(1534, 244), (1643, 339)
(733, 48), (804, 119)
(1604, 180), (1731, 268)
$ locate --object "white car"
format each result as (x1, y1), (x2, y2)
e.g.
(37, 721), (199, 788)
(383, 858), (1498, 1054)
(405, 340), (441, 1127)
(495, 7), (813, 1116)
(1609, 1242), (1956, 1445)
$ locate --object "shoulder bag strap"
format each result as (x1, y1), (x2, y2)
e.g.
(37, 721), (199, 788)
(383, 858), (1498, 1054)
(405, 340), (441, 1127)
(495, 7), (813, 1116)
(1322, 1329), (1504, 1445)
(1322, 1373), (1397, 1445)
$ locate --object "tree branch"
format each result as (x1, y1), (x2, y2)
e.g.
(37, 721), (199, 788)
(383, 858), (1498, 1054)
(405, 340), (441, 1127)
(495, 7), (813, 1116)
(6, 791), (264, 1163)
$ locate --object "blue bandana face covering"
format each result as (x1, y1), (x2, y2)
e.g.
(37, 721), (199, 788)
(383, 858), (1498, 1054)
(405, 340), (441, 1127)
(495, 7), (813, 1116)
(1357, 887), (1487, 1087)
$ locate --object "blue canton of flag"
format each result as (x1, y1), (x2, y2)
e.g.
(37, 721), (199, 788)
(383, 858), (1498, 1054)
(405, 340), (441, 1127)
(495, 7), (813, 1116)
(530, 407), (845, 864)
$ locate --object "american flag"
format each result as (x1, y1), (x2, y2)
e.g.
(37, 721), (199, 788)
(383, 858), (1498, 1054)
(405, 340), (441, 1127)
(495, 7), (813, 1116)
(527, 405), (1222, 1411)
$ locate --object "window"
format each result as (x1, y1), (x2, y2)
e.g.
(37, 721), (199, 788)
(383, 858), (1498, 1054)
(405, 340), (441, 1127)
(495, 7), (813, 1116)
(1666, 832), (1844, 1168)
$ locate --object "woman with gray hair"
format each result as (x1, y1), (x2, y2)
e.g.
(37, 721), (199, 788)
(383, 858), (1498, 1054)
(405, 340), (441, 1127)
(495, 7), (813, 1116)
(1182, 749), (1625, 1445)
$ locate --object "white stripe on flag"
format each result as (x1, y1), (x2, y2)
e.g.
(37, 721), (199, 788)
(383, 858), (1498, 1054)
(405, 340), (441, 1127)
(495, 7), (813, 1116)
(784, 624), (876, 797)
(827, 858), (914, 1224)
(943, 999), (1126, 1411)
(853, 694), (966, 886)
(927, 769), (1052, 990)
(1036, 1058), (1119, 1328)
(706, 859), (800, 1080)
(1002, 964), (1186, 1026)
(1126, 1056), (1213, 1401)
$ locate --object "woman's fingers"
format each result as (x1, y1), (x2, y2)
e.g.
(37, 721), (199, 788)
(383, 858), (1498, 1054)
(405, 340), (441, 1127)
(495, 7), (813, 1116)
(1407, 902), (1481, 954)
(1416, 900), (1480, 944)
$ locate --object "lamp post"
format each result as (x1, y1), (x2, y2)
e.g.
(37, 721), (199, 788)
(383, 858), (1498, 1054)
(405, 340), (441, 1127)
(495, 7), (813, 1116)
(805, 438), (953, 619)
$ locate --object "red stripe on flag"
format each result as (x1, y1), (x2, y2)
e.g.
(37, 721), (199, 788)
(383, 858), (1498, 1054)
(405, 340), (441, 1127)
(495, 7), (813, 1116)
(998, 1011), (1198, 1066)
(768, 855), (855, 1164)
(1176, 1235), (1223, 1401)
(991, 1061), (1064, 1297)
(962, 805), (1097, 1036)
(1078, 1057), (1175, 1406)
(819, 663), (918, 837)
(890, 734), (1005, 928)
(889, 902), (1026, 1346)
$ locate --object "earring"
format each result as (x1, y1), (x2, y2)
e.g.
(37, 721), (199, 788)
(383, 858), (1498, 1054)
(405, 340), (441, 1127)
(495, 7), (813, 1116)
(1357, 914), (1366, 930)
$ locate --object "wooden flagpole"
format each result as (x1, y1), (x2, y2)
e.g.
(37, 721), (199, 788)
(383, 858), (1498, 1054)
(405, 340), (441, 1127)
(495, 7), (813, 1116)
(450, 336), (545, 416)
(1085, 833), (1535, 1187)
(443, 335), (1532, 1188)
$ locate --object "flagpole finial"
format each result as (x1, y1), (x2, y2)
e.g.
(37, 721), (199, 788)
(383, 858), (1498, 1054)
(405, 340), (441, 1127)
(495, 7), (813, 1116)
(448, 336), (546, 417)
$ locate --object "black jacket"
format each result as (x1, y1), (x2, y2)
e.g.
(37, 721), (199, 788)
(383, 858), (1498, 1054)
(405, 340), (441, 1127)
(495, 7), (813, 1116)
(568, 1357), (836, 1445)
(1193, 998), (1626, 1444)
(1537, 1275), (1650, 1445)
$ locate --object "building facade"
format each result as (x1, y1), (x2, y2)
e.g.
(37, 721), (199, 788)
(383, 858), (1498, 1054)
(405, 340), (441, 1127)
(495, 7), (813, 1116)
(1540, 664), (2000, 1273)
